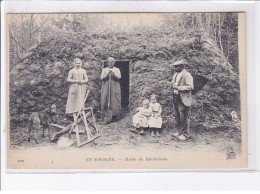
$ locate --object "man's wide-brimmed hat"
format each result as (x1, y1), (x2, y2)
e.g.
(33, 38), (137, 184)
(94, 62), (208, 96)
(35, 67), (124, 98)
(171, 60), (187, 66)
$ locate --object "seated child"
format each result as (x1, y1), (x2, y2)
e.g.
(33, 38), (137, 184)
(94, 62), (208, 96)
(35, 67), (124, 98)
(132, 99), (152, 134)
(148, 94), (163, 137)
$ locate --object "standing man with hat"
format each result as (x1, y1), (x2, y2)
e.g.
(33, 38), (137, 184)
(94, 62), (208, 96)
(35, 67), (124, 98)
(170, 60), (194, 141)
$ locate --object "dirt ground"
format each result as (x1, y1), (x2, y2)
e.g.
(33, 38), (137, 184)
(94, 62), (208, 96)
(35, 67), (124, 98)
(9, 112), (241, 155)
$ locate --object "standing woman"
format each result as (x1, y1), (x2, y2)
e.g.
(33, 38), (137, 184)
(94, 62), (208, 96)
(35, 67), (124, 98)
(100, 57), (121, 122)
(66, 58), (89, 124)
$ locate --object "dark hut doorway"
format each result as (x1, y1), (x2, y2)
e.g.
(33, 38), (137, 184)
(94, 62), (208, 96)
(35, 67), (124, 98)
(103, 60), (130, 110)
(115, 61), (130, 110)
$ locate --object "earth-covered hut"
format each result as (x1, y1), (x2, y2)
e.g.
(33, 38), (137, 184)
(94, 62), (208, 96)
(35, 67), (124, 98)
(9, 19), (240, 133)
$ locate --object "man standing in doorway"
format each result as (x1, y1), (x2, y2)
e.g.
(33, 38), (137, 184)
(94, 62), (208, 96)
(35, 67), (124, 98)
(170, 60), (194, 141)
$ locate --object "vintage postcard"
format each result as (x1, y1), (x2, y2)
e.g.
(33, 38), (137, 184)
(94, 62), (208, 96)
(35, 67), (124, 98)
(6, 12), (247, 170)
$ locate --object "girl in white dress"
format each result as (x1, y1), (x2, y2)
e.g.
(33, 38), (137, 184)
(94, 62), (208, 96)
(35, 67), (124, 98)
(132, 99), (152, 134)
(148, 94), (163, 137)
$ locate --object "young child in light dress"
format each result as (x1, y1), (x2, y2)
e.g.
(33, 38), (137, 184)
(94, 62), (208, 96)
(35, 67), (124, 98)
(148, 94), (162, 137)
(132, 99), (152, 134)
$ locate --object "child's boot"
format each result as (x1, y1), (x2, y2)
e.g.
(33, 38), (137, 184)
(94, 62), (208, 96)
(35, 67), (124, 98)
(151, 129), (155, 137)
(140, 128), (145, 135)
(156, 129), (160, 137)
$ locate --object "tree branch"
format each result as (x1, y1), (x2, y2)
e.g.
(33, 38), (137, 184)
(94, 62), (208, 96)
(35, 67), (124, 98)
(31, 16), (49, 36)
(9, 30), (27, 51)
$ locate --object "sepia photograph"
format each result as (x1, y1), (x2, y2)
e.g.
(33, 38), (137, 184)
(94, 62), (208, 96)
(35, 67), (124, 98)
(6, 12), (247, 169)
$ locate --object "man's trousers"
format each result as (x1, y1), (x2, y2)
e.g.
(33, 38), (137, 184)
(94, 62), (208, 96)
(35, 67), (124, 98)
(173, 96), (190, 136)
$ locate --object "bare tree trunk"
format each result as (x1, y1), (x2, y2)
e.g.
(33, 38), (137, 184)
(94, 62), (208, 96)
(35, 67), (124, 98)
(197, 13), (202, 27)
(218, 13), (224, 53)
(212, 14), (217, 42)
(16, 42), (22, 59)
(226, 33), (231, 59)
(37, 31), (42, 43)
(176, 14), (180, 30)
(191, 14), (194, 27)
(29, 14), (34, 47)
(206, 13), (211, 35)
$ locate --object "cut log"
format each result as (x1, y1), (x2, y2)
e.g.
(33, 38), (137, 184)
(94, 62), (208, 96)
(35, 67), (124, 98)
(50, 123), (65, 130)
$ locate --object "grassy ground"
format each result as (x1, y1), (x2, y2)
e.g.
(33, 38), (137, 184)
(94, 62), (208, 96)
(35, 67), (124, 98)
(9, 112), (241, 155)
